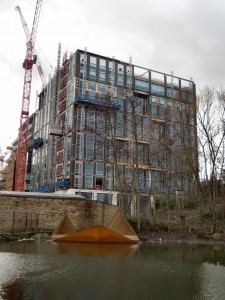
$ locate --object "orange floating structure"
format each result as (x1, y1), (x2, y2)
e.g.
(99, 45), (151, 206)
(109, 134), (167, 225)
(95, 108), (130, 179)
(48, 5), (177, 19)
(53, 225), (136, 244)
(51, 211), (140, 244)
(108, 209), (139, 242)
(51, 213), (76, 240)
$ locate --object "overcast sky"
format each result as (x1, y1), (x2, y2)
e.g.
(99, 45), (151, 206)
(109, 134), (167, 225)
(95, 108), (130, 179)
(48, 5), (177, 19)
(0, 0), (225, 153)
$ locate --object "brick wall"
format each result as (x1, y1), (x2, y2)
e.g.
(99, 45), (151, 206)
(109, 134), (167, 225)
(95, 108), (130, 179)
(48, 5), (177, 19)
(0, 192), (119, 233)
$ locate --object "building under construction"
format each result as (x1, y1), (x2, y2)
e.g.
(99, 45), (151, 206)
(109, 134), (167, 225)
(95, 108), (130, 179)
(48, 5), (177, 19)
(15, 49), (197, 210)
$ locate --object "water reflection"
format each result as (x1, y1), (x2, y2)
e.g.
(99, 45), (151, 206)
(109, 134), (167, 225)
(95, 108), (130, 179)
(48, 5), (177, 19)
(0, 242), (225, 300)
(51, 242), (139, 257)
(1, 279), (24, 300)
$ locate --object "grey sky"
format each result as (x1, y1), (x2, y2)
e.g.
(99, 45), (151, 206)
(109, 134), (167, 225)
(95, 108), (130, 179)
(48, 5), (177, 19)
(0, 0), (224, 152)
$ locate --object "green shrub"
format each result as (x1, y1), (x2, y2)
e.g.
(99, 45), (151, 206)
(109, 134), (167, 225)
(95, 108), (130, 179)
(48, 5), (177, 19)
(157, 222), (168, 231)
(184, 197), (200, 209)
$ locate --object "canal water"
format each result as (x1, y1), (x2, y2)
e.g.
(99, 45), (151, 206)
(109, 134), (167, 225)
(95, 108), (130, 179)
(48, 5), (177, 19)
(0, 241), (225, 300)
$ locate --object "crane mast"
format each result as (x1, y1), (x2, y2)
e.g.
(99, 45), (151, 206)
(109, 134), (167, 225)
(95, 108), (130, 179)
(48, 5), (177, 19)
(15, 5), (46, 87)
(14, 0), (43, 191)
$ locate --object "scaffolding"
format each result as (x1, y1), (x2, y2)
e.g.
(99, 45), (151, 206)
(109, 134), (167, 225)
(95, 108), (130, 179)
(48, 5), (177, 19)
(48, 43), (62, 191)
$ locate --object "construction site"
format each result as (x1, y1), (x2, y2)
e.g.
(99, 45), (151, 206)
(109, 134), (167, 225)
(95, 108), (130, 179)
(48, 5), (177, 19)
(0, 0), (197, 216)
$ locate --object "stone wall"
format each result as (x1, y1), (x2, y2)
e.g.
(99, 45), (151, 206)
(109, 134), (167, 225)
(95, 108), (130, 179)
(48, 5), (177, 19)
(0, 191), (119, 233)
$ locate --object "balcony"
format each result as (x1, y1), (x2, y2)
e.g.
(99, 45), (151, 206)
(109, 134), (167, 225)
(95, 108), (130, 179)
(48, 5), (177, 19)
(55, 178), (70, 189)
(28, 137), (43, 151)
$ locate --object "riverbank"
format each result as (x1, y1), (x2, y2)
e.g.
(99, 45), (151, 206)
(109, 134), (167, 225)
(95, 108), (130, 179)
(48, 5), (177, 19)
(1, 230), (225, 246)
(138, 231), (225, 246)
(0, 231), (50, 242)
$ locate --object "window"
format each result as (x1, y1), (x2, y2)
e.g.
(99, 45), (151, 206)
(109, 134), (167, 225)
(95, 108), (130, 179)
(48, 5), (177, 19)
(64, 136), (71, 161)
(98, 84), (106, 96)
(181, 91), (192, 102)
(139, 169), (150, 190)
(105, 112), (115, 136)
(80, 54), (87, 79)
(80, 53), (86, 64)
(96, 162), (104, 176)
(75, 162), (83, 175)
(97, 193), (112, 204)
(118, 64), (124, 73)
(85, 162), (93, 188)
(108, 74), (114, 85)
(74, 162), (83, 188)
(89, 69), (96, 80)
(135, 80), (149, 92)
(117, 140), (127, 162)
(151, 123), (159, 141)
(151, 84), (165, 96)
(159, 98), (165, 120)
(99, 59), (106, 69)
(151, 96), (158, 117)
(88, 81), (96, 98)
(167, 87), (179, 98)
(117, 74), (124, 86)
(117, 64), (124, 86)
(105, 179), (113, 190)
(106, 140), (113, 160)
(99, 71), (106, 82)
(96, 135), (104, 160)
(77, 107), (85, 130)
(142, 116), (150, 141)
(75, 134), (84, 159)
(166, 100), (173, 121)
(116, 111), (123, 137)
(97, 112), (105, 134)
(85, 175), (93, 188)
(86, 108), (95, 131)
(117, 89), (124, 109)
(167, 124), (174, 142)
(108, 61), (115, 85)
(151, 144), (158, 168)
(126, 66), (133, 88)
(126, 75), (133, 88)
(174, 124), (181, 145)
(99, 58), (106, 82)
(159, 145), (166, 169)
(174, 101), (180, 122)
(151, 171), (160, 192)
(136, 115), (142, 137)
(106, 165), (113, 190)
(137, 143), (149, 163)
(90, 56), (97, 65)
(86, 133), (95, 160)
(81, 192), (92, 200)
(135, 95), (149, 115)
(78, 80), (86, 95)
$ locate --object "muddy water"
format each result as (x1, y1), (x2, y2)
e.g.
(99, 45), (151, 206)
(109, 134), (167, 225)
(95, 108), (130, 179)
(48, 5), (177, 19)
(0, 241), (225, 300)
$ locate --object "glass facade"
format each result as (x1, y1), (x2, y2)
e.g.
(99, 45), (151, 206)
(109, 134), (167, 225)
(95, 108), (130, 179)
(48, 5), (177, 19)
(30, 49), (196, 205)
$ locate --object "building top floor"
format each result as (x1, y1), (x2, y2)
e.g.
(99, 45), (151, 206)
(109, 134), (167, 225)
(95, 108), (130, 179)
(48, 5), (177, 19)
(37, 48), (196, 111)
(74, 49), (195, 91)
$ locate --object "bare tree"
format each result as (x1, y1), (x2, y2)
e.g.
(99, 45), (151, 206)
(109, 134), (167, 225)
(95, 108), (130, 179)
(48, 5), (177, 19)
(197, 87), (225, 227)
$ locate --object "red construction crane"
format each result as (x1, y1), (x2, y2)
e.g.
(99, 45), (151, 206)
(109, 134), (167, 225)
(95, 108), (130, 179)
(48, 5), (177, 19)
(15, 5), (47, 86)
(14, 0), (43, 191)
